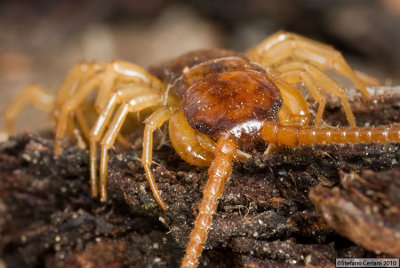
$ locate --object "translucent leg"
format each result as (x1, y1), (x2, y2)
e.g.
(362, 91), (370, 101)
(49, 62), (104, 150)
(277, 61), (357, 127)
(246, 31), (371, 100)
(94, 60), (166, 112)
(247, 31), (333, 58)
(99, 103), (130, 202)
(97, 94), (162, 201)
(276, 62), (326, 126)
(3, 84), (55, 134)
(54, 60), (165, 155)
(169, 110), (214, 167)
(269, 77), (310, 126)
(56, 61), (105, 105)
(195, 132), (250, 161)
(89, 86), (159, 198)
(54, 74), (102, 155)
(142, 107), (175, 210)
(75, 108), (91, 141)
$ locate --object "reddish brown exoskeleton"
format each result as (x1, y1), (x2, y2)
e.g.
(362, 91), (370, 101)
(4, 31), (396, 267)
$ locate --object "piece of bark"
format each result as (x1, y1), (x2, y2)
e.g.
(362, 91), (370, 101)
(309, 169), (400, 257)
(1, 86), (400, 267)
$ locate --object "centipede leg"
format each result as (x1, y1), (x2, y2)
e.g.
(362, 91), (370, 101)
(3, 84), (54, 134)
(142, 107), (175, 210)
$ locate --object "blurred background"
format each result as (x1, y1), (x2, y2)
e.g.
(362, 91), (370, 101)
(1, 0), (400, 131)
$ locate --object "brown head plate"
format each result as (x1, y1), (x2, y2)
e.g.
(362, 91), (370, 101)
(182, 70), (282, 146)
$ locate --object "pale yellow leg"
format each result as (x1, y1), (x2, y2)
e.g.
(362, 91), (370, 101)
(142, 107), (175, 210)
(93, 63), (116, 111)
(98, 93), (163, 202)
(94, 60), (166, 112)
(56, 61), (105, 105)
(54, 74), (102, 155)
(270, 77), (310, 126)
(246, 31), (370, 100)
(99, 103), (130, 202)
(89, 86), (160, 198)
(3, 63), (100, 134)
(55, 62), (88, 103)
(276, 62), (327, 126)
(75, 107), (91, 142)
(307, 65), (357, 127)
(51, 62), (104, 149)
(88, 61), (167, 154)
(169, 110), (214, 167)
(77, 100), (131, 147)
(54, 60), (167, 156)
(3, 84), (55, 134)
(300, 72), (326, 126)
(247, 31), (333, 57)
(195, 132), (250, 161)
(277, 61), (357, 127)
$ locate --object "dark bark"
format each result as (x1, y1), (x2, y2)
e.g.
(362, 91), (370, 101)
(1, 86), (400, 267)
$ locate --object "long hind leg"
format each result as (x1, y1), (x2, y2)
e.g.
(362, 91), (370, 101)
(3, 84), (55, 133)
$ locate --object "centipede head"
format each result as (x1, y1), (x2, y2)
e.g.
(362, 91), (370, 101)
(182, 70), (282, 148)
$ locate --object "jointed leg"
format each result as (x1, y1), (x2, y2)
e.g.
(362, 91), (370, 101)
(99, 103), (130, 201)
(307, 65), (357, 127)
(52, 61), (108, 154)
(89, 86), (162, 198)
(195, 131), (250, 161)
(94, 61), (166, 112)
(96, 93), (163, 201)
(142, 107), (175, 210)
(270, 77), (310, 126)
(276, 63), (327, 126)
(246, 31), (372, 99)
(56, 61), (105, 105)
(55, 61), (167, 155)
(54, 74), (103, 155)
(3, 84), (55, 134)
(277, 61), (357, 127)
(75, 107), (92, 142)
(169, 110), (214, 167)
